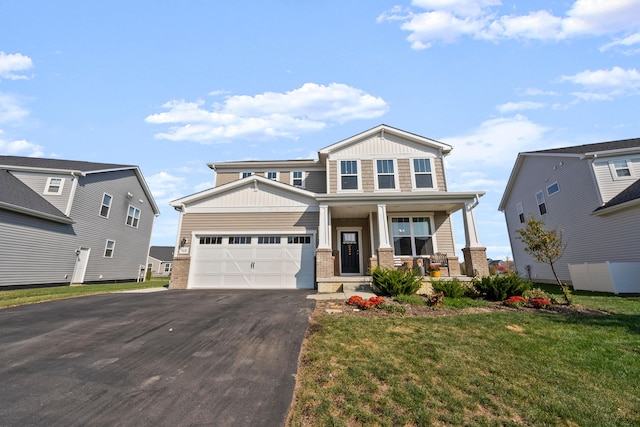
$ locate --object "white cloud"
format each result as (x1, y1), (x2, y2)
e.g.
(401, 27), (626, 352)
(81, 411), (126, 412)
(0, 93), (29, 123)
(0, 52), (33, 81)
(0, 131), (44, 156)
(145, 171), (187, 206)
(145, 83), (388, 143)
(518, 88), (559, 97)
(379, 0), (640, 48)
(560, 67), (640, 100)
(600, 32), (640, 53)
(496, 101), (545, 113)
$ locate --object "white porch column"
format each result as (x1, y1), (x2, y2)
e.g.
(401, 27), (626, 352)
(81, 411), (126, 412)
(318, 204), (330, 249)
(463, 201), (482, 248)
(377, 204), (392, 249)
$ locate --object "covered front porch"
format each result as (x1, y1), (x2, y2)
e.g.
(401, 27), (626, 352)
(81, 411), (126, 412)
(315, 194), (488, 293)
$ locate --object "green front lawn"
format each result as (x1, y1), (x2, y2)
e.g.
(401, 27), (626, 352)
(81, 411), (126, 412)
(289, 288), (640, 426)
(0, 279), (168, 309)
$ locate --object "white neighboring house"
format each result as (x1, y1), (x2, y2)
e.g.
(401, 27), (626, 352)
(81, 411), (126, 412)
(148, 246), (174, 276)
(0, 156), (160, 287)
(169, 124), (489, 291)
(499, 137), (640, 293)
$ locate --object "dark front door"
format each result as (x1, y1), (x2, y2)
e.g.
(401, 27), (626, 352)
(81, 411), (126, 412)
(341, 231), (360, 274)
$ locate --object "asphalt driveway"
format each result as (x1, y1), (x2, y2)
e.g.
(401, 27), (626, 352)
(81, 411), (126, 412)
(0, 289), (315, 426)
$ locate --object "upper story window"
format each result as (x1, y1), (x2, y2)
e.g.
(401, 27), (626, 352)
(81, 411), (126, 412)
(546, 182), (559, 196)
(391, 217), (433, 256)
(412, 159), (434, 189)
(100, 193), (112, 218)
(241, 172), (254, 179)
(536, 191), (547, 215)
(376, 160), (396, 190)
(339, 160), (359, 191)
(516, 202), (525, 223)
(126, 205), (141, 228)
(44, 177), (64, 195)
(266, 171), (278, 180)
(610, 160), (633, 179)
(104, 240), (116, 258)
(292, 171), (305, 188)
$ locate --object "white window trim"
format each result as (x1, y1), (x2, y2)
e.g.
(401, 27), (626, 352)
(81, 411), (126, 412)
(338, 159), (362, 192)
(291, 170), (305, 188)
(374, 159), (399, 192)
(126, 205), (141, 228)
(240, 171), (254, 179)
(410, 158), (438, 191)
(609, 159), (635, 180)
(104, 239), (116, 258)
(535, 191), (547, 215)
(266, 171), (279, 180)
(516, 202), (525, 224)
(546, 182), (560, 196)
(44, 177), (65, 195)
(100, 193), (113, 218)
(388, 215), (437, 257)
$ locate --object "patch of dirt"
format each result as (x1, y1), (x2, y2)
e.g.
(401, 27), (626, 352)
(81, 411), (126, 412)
(313, 298), (611, 319)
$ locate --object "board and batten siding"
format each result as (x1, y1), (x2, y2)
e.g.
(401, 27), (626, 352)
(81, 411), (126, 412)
(11, 171), (74, 214)
(69, 170), (156, 282)
(433, 212), (455, 256)
(504, 154), (640, 283)
(0, 209), (77, 286)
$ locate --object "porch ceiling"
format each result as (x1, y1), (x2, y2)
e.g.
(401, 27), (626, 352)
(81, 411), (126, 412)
(328, 200), (467, 218)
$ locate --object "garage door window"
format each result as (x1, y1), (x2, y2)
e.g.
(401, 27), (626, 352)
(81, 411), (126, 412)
(258, 236), (281, 244)
(288, 235), (311, 244)
(200, 236), (222, 245)
(229, 236), (252, 244)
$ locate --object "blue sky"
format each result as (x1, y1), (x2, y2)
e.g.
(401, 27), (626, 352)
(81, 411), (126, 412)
(1, 0), (639, 261)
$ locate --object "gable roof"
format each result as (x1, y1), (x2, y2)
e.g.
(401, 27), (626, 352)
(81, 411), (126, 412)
(318, 124), (452, 159)
(149, 246), (175, 261)
(0, 170), (73, 223)
(499, 137), (640, 211)
(0, 155), (160, 217)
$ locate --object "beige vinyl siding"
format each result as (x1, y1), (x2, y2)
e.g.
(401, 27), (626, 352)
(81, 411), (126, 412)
(332, 132), (442, 158)
(397, 159), (412, 192)
(331, 217), (372, 267)
(304, 170), (326, 193)
(215, 172), (240, 187)
(178, 211), (319, 246)
(328, 161), (337, 194)
(434, 158), (447, 191)
(361, 159), (374, 193)
(433, 212), (455, 255)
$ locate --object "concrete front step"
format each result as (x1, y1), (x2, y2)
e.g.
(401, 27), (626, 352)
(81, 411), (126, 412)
(342, 283), (374, 293)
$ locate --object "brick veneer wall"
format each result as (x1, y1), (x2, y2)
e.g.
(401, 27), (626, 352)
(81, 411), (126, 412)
(169, 257), (190, 289)
(316, 248), (334, 279)
(462, 247), (489, 278)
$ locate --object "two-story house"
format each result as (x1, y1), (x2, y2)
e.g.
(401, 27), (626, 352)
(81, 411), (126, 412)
(499, 137), (640, 293)
(169, 125), (488, 291)
(0, 156), (160, 287)
(147, 246), (174, 277)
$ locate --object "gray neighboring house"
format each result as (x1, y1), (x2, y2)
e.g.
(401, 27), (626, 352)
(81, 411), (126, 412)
(147, 246), (174, 276)
(0, 156), (160, 287)
(499, 137), (640, 293)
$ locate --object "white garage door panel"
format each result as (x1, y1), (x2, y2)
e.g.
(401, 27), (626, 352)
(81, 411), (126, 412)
(189, 235), (314, 289)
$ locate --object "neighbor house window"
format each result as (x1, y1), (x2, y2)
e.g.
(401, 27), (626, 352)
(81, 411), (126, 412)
(376, 160), (396, 190)
(288, 235), (311, 244)
(611, 160), (632, 178)
(163, 263), (172, 273)
(536, 191), (547, 215)
(126, 205), (141, 228)
(104, 240), (116, 258)
(339, 160), (359, 190)
(241, 172), (254, 178)
(258, 236), (281, 244)
(547, 182), (559, 196)
(44, 177), (64, 195)
(229, 236), (251, 244)
(412, 159), (434, 189)
(292, 171), (304, 187)
(516, 202), (525, 224)
(100, 193), (112, 218)
(267, 171), (278, 180)
(391, 217), (433, 256)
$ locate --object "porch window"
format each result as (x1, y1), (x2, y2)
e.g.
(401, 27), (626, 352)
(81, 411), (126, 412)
(376, 160), (396, 189)
(339, 160), (359, 190)
(412, 159), (434, 189)
(391, 217), (433, 256)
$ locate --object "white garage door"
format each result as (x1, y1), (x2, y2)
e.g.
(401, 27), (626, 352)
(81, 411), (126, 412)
(188, 234), (315, 289)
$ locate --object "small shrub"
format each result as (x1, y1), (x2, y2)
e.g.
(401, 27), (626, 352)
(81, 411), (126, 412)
(427, 291), (445, 307)
(370, 266), (422, 296)
(523, 287), (552, 301)
(394, 294), (425, 306)
(378, 303), (407, 315)
(431, 279), (467, 299)
(473, 273), (531, 301)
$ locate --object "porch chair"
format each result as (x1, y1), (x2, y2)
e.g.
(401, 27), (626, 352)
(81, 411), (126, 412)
(430, 252), (450, 276)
